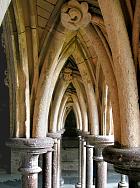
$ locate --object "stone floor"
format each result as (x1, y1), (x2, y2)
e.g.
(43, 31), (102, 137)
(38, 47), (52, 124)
(0, 165), (128, 188)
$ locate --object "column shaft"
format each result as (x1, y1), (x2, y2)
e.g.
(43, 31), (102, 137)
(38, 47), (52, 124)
(22, 174), (38, 188)
(95, 161), (107, 188)
(81, 139), (86, 188)
(94, 147), (107, 188)
(19, 154), (42, 188)
(42, 151), (53, 188)
(76, 136), (82, 188)
(57, 139), (61, 188)
(86, 145), (94, 188)
(52, 141), (58, 188)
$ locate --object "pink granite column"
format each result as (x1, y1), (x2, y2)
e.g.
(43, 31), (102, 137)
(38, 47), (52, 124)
(42, 149), (53, 188)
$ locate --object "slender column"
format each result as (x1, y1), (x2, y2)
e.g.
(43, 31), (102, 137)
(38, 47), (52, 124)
(42, 150), (53, 188)
(86, 145), (94, 188)
(57, 138), (62, 188)
(118, 175), (128, 188)
(52, 139), (58, 188)
(81, 138), (86, 188)
(85, 135), (114, 188)
(47, 131), (64, 188)
(94, 147), (107, 188)
(76, 135), (82, 188)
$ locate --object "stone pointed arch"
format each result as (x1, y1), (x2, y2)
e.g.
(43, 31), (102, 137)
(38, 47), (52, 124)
(73, 40), (99, 135)
(32, 22), (66, 137)
(3, 0), (30, 138)
(57, 94), (70, 131)
(32, 32), (99, 137)
(72, 78), (88, 132)
(81, 24), (121, 144)
(49, 78), (71, 133)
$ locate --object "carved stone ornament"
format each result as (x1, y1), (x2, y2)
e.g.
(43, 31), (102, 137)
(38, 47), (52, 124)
(61, 0), (91, 31)
(63, 67), (73, 81)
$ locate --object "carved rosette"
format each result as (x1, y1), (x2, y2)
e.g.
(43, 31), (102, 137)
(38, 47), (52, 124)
(61, 0), (91, 31)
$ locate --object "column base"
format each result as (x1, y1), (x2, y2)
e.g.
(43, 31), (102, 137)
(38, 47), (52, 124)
(60, 177), (64, 187)
(75, 183), (81, 188)
(103, 145), (140, 180)
(118, 182), (128, 188)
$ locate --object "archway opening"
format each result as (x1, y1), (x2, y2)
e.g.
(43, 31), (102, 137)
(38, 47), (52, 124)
(61, 110), (79, 184)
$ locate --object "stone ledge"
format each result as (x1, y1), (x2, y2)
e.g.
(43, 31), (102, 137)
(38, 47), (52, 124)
(103, 145), (140, 179)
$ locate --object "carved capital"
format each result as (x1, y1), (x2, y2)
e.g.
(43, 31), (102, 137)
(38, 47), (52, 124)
(61, 0), (91, 30)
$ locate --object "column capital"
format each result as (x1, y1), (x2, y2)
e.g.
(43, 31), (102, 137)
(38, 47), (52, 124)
(6, 137), (54, 153)
(47, 132), (62, 140)
(82, 131), (90, 137)
(85, 135), (114, 147)
(85, 144), (94, 148)
(103, 145), (140, 179)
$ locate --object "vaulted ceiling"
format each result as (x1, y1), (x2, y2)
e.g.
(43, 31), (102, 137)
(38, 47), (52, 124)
(1, 0), (140, 147)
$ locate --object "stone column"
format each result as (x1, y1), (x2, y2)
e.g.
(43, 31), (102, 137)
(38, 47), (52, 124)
(76, 135), (82, 188)
(47, 131), (64, 188)
(86, 145), (94, 188)
(94, 146), (107, 188)
(52, 139), (58, 188)
(6, 138), (54, 188)
(81, 138), (86, 188)
(118, 175), (128, 188)
(86, 135), (114, 188)
(20, 154), (41, 188)
(42, 149), (53, 188)
(57, 138), (61, 188)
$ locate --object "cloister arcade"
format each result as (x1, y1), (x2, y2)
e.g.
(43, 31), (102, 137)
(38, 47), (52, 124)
(0, 0), (140, 188)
